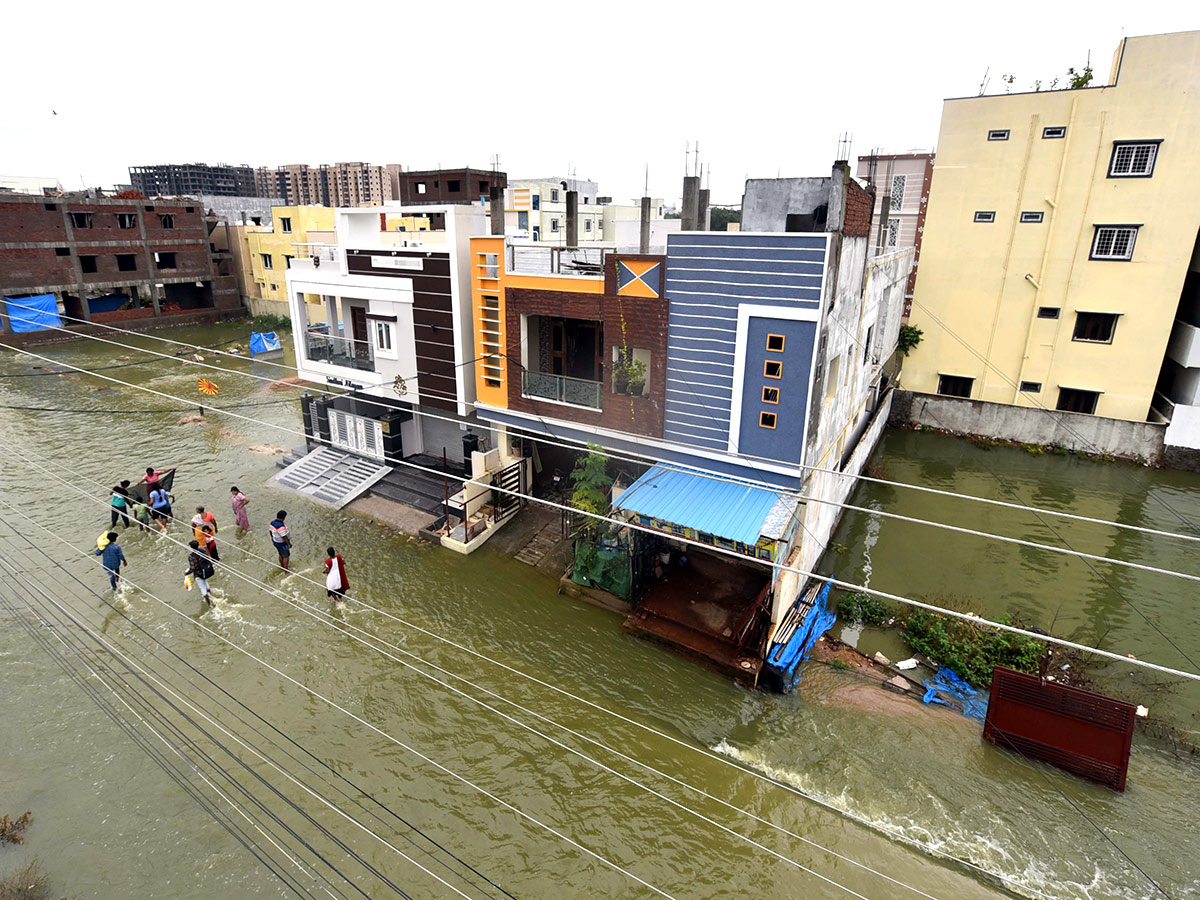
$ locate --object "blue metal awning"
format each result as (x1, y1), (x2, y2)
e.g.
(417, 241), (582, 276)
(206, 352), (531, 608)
(613, 465), (794, 546)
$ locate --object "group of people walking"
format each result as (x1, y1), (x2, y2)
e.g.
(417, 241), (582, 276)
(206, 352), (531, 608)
(100, 469), (349, 606)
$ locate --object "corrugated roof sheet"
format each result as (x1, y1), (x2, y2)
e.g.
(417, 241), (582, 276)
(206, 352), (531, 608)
(613, 465), (796, 546)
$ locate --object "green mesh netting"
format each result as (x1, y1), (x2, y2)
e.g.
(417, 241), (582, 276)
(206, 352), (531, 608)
(572, 539), (633, 600)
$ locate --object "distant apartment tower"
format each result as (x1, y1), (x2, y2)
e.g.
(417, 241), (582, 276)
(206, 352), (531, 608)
(904, 31), (1200, 458)
(856, 151), (934, 317)
(129, 163), (258, 198)
(253, 162), (400, 207)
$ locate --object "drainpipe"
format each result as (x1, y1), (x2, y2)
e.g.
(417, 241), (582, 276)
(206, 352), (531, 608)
(565, 190), (578, 246)
(639, 196), (651, 254)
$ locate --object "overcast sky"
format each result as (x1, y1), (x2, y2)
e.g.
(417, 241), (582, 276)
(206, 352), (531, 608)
(3, 2), (1194, 207)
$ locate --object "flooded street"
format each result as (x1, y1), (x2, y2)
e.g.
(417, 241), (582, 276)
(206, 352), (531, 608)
(2, 324), (1198, 899)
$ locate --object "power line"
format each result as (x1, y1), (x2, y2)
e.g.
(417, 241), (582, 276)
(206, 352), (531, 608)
(2, 347), (1195, 682)
(0, 507), (681, 900)
(8, 298), (1197, 547)
(1, 447), (932, 900)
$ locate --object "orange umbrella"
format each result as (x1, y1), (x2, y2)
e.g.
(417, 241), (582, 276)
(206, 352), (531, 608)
(197, 377), (219, 396)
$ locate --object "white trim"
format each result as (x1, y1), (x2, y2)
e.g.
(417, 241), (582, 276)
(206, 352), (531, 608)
(667, 365), (735, 381)
(727, 303), (822, 456)
(666, 355), (735, 369)
(669, 288), (822, 303)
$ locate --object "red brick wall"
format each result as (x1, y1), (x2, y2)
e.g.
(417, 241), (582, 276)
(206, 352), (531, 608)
(843, 179), (875, 238)
(0, 201), (65, 242)
(505, 287), (669, 438)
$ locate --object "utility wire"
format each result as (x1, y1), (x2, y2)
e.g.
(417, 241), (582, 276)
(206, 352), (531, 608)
(2, 347), (1195, 681)
(5, 449), (940, 900)
(0, 508), (682, 900)
(7, 299), (1197, 547)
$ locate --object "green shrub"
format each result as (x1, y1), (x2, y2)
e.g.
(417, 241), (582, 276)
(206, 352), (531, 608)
(829, 659), (850, 671)
(901, 611), (1044, 687)
(251, 313), (292, 332)
(837, 592), (891, 627)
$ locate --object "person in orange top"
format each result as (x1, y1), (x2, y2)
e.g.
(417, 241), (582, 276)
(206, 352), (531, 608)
(191, 506), (219, 560)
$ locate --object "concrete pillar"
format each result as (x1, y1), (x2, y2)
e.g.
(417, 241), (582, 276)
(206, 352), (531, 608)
(639, 196), (651, 254)
(681, 176), (700, 231)
(150, 284), (163, 317)
(697, 189), (710, 231)
(489, 185), (505, 235)
(565, 191), (578, 246)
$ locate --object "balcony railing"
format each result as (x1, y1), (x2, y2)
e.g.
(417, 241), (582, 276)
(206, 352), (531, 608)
(305, 330), (374, 371)
(508, 244), (610, 278)
(522, 370), (603, 409)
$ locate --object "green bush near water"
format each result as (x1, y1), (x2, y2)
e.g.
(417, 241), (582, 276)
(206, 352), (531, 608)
(900, 611), (1044, 687)
(250, 313), (292, 332)
(836, 592), (891, 627)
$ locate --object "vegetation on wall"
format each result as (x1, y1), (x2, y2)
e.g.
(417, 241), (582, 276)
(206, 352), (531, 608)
(569, 444), (613, 517)
(897, 324), (924, 357)
(250, 313), (292, 332)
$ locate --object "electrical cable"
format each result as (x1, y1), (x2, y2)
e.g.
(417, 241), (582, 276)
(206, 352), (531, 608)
(0, 444), (1169, 898)
(0, 350), (1195, 682)
(3, 450), (939, 900)
(0, 509), (682, 900)
(0, 398), (297, 414)
(8, 298), (1198, 547)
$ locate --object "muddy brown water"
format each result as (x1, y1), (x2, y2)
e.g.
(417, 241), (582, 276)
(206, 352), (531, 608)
(1, 325), (1197, 899)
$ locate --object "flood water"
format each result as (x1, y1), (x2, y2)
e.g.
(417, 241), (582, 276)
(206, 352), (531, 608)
(1, 323), (1197, 900)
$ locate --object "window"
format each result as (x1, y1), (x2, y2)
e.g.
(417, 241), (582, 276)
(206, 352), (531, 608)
(551, 189), (560, 202)
(185, 206), (195, 213)
(154, 251), (176, 269)
(1037, 306), (1060, 319)
(483, 253), (498, 278)
(825, 356), (840, 402)
(71, 212), (93, 229)
(531, 195), (540, 210)
(764, 360), (782, 379)
(585, 219), (592, 232)
(260, 253), (274, 269)
(116, 213), (136, 229)
(144, 205), (155, 212)
(863, 325), (874, 363)
(283, 254), (294, 269)
(1042, 126), (1066, 139)
(269, 283), (277, 292)
(550, 218), (560, 232)
(44, 203), (57, 211)
(116, 254), (137, 271)
(890, 174), (906, 211)
(1019, 381), (1042, 393)
(974, 211), (996, 223)
(762, 386), (780, 404)
(374, 321), (393, 352)
(887, 217), (900, 246)
(759, 411), (777, 429)
(279, 217), (292, 234)
(54, 247), (70, 257)
(1020, 211), (1044, 223)
(479, 180), (489, 193)
(250, 216), (262, 226)
(447, 180), (461, 192)
(937, 374), (974, 398)
(416, 182), (427, 195)
(766, 334), (785, 352)
(987, 129), (1010, 141)
(517, 211), (529, 230)
(1073, 312), (1118, 343)
(1057, 387), (1099, 414)
(79, 255), (97, 273)
(1090, 226), (1139, 261)
(1109, 141), (1159, 177)
(158, 214), (174, 229)
(481, 295), (502, 387)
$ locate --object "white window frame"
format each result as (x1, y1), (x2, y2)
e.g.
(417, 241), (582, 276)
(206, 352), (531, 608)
(1108, 142), (1159, 177)
(280, 217), (292, 234)
(974, 211), (996, 223)
(1090, 226), (1139, 261)
(890, 174), (906, 212)
(1020, 211), (1045, 223)
(987, 129), (1010, 141)
(372, 319), (396, 358)
(260, 253), (273, 269)
(1042, 126), (1066, 139)
(550, 218), (560, 232)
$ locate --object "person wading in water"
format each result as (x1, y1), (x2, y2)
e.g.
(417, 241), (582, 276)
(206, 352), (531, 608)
(269, 511), (292, 570)
(324, 547), (349, 603)
(230, 486), (250, 531)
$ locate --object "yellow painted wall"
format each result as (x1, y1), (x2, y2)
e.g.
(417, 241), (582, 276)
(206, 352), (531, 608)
(468, 237), (606, 408)
(247, 205), (336, 306)
(906, 31), (1200, 422)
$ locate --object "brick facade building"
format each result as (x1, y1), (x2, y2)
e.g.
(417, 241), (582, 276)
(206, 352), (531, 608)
(0, 194), (240, 335)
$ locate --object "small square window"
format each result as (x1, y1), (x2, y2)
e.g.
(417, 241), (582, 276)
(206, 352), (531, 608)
(185, 206), (195, 213)
(116, 254), (137, 271)
(54, 247), (70, 257)
(144, 205), (154, 212)
(158, 214), (174, 229)
(279, 217), (292, 234)
(116, 213), (136, 229)
(44, 203), (57, 211)
(1020, 211), (1044, 223)
(762, 386), (780, 404)
(1037, 307), (1060, 319)
(416, 182), (427, 194)
(974, 211), (996, 223)
(1019, 381), (1042, 393)
(766, 334), (785, 352)
(1057, 387), (1099, 414)
(447, 180), (461, 192)
(154, 251), (176, 269)
(759, 411), (777, 429)
(1109, 141), (1159, 178)
(937, 374), (974, 398)
(1073, 312), (1118, 343)
(550, 218), (560, 232)
(79, 255), (97, 273)
(551, 189), (560, 202)
(987, 129), (1010, 141)
(260, 253), (273, 270)
(763, 360), (782, 379)
(1042, 126), (1066, 139)
(70, 212), (93, 229)
(1091, 226), (1139, 261)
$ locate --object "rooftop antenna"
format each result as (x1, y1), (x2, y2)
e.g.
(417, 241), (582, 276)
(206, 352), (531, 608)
(836, 132), (853, 161)
(693, 141), (700, 179)
(978, 66), (990, 96)
(644, 164), (649, 195)
(684, 142), (690, 177)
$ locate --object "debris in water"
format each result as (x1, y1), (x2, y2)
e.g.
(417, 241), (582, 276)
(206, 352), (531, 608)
(873, 651), (891, 666)
(179, 414), (206, 424)
(895, 658), (919, 670)
(248, 443), (285, 455)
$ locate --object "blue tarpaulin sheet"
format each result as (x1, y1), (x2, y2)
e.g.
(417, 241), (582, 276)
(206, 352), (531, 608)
(87, 294), (130, 314)
(250, 331), (282, 355)
(922, 668), (988, 721)
(5, 294), (61, 333)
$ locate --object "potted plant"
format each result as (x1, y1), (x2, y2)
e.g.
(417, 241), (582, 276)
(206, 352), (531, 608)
(612, 350), (631, 394)
(625, 357), (647, 397)
(613, 347), (644, 395)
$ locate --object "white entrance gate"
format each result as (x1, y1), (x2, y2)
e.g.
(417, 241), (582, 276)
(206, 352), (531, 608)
(329, 409), (385, 462)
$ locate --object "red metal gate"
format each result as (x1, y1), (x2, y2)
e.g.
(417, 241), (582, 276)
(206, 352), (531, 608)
(984, 667), (1136, 792)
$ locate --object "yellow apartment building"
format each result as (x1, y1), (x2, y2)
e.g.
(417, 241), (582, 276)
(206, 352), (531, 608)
(905, 31), (1200, 432)
(244, 206), (336, 314)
